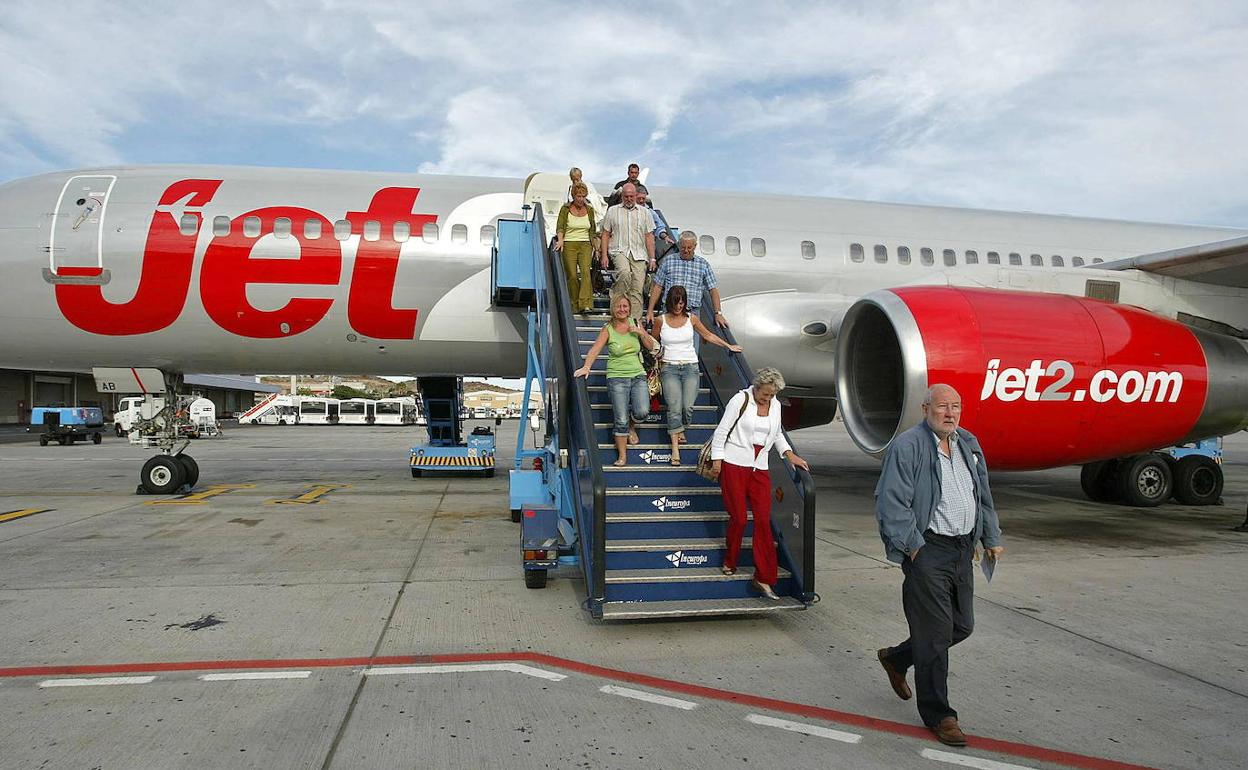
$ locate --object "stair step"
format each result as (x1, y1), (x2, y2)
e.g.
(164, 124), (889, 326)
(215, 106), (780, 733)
(605, 512), (751, 540)
(606, 566), (790, 583)
(600, 596), (805, 620)
(604, 538), (753, 569)
(604, 569), (793, 602)
(605, 538), (746, 552)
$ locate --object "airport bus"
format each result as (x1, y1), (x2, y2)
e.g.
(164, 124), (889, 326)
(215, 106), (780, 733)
(337, 398), (376, 425)
(298, 397), (340, 425)
(374, 396), (419, 425)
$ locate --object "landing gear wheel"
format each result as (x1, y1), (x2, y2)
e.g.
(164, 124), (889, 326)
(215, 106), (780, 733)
(176, 454), (200, 489)
(510, 508), (521, 523)
(92, 433), (102, 445)
(1172, 455), (1222, 505)
(524, 569), (548, 589)
(1080, 461), (1119, 503)
(1118, 454), (1172, 508)
(141, 456), (186, 495)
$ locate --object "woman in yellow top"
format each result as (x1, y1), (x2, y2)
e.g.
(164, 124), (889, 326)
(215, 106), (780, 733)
(574, 294), (657, 465)
(555, 181), (596, 314)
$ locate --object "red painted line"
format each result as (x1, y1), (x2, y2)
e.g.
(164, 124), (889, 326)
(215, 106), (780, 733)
(131, 368), (148, 395)
(0, 651), (1158, 770)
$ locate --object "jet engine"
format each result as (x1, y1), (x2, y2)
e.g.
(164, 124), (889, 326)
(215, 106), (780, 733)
(835, 286), (1248, 470)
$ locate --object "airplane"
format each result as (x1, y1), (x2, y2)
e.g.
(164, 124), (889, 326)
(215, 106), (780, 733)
(1, 164), (1245, 503)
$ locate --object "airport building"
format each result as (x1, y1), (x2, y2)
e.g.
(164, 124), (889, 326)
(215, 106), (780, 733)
(0, 369), (280, 425)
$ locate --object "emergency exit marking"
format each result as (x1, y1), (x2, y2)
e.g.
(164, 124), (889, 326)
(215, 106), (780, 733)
(269, 483), (350, 505)
(0, 508), (52, 523)
(147, 484), (256, 506)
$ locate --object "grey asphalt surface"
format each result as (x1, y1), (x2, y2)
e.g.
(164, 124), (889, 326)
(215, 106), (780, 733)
(0, 420), (1244, 769)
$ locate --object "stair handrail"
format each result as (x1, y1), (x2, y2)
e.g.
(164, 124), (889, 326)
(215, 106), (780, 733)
(533, 205), (608, 614)
(697, 307), (818, 602)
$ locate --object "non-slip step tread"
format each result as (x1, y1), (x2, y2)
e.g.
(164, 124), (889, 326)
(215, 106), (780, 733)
(606, 511), (739, 522)
(604, 538), (749, 552)
(600, 596), (806, 620)
(605, 567), (791, 583)
(605, 487), (722, 496)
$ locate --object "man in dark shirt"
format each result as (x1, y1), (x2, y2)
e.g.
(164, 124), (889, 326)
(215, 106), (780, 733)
(605, 163), (642, 206)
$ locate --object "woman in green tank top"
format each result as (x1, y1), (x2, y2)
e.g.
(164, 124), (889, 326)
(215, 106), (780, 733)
(573, 294), (658, 465)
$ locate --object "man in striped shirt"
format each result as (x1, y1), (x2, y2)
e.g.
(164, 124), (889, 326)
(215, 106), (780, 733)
(873, 383), (1004, 748)
(599, 183), (655, 322)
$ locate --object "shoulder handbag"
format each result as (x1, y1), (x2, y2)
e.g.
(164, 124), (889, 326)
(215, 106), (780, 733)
(696, 391), (749, 482)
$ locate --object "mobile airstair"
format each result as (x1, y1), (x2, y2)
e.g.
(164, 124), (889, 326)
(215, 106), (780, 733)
(493, 178), (816, 620)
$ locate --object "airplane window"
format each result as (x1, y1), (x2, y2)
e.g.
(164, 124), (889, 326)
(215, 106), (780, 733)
(700, 235), (714, 255)
(1092, 257), (1104, 264)
(423, 222), (439, 243)
(943, 249), (956, 267)
(212, 216), (230, 237)
(897, 246), (912, 265)
(987, 251), (1000, 265)
(1051, 255), (1064, 267)
(751, 238), (766, 257)
(1030, 253), (1043, 267)
(801, 240), (816, 260)
(920, 248), (934, 266)
(179, 213), (198, 236)
(243, 216), (261, 238)
(334, 219), (351, 240)
(273, 217), (292, 239)
(1072, 256), (1085, 267)
(874, 244), (888, 263)
(965, 250), (979, 265)
(452, 224), (468, 244)
(480, 224), (496, 246)
(363, 220), (381, 242)
(304, 219), (322, 239)
(726, 236), (741, 256)
(393, 222), (410, 242)
(1008, 252), (1022, 266)
(850, 243), (864, 263)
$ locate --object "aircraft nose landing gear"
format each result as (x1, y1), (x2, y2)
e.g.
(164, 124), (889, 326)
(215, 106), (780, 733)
(92, 367), (202, 496)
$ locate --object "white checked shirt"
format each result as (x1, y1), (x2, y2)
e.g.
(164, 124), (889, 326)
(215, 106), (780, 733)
(929, 432), (977, 536)
(600, 204), (652, 262)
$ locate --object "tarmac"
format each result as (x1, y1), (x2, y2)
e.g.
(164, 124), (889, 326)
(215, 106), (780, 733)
(0, 420), (1244, 770)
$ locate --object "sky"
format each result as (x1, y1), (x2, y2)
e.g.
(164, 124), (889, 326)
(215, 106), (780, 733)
(2, 1), (1246, 227)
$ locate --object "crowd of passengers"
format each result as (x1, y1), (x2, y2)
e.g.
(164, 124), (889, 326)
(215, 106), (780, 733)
(566, 164), (809, 601)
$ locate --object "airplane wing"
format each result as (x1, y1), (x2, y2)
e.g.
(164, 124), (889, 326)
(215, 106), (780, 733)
(1096, 234), (1248, 288)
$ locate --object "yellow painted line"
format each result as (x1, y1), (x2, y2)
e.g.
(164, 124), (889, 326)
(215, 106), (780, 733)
(0, 508), (52, 523)
(147, 484), (257, 506)
(269, 483), (351, 505)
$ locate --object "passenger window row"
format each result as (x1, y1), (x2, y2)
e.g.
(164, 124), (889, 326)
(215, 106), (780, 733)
(848, 242), (1105, 268)
(683, 233), (780, 259)
(180, 214), (497, 246)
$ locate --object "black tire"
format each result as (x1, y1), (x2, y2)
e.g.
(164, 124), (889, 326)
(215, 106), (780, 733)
(58, 435), (68, 446)
(1172, 455), (1223, 505)
(1080, 461), (1119, 503)
(510, 508), (521, 523)
(39, 436), (48, 447)
(484, 468), (495, 478)
(176, 454), (200, 489)
(92, 433), (102, 445)
(411, 468), (422, 478)
(524, 569), (548, 589)
(140, 456), (186, 495)
(115, 424), (125, 437)
(1118, 454), (1173, 508)
(251, 418), (260, 425)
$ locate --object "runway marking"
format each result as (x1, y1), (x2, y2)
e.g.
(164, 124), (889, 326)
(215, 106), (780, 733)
(745, 713), (861, 743)
(39, 676), (156, 688)
(921, 748), (1037, 770)
(147, 484), (256, 506)
(269, 483), (351, 505)
(199, 670), (311, 681)
(0, 508), (51, 523)
(364, 662), (566, 681)
(599, 684), (697, 710)
(0, 652), (1159, 770)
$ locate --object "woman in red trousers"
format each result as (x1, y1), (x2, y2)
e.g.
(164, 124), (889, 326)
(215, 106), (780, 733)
(710, 367), (810, 599)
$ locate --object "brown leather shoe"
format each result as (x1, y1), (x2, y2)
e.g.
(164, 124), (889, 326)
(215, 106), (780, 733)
(932, 717), (967, 747)
(876, 649), (911, 700)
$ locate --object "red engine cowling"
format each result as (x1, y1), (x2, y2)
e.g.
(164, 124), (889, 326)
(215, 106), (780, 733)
(835, 287), (1248, 470)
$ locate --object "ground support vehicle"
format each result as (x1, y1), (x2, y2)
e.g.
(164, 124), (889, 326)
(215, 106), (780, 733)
(409, 378), (496, 478)
(32, 407), (105, 446)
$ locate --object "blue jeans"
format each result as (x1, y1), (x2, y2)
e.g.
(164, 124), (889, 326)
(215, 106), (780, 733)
(660, 362), (700, 434)
(608, 375), (649, 436)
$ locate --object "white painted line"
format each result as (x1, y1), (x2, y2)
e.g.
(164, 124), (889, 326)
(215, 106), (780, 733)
(199, 670), (312, 681)
(598, 684), (697, 710)
(39, 676), (157, 688)
(363, 663), (566, 682)
(920, 748), (1037, 770)
(744, 713), (862, 744)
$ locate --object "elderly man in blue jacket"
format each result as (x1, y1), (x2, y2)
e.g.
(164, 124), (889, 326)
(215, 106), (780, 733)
(875, 383), (1004, 747)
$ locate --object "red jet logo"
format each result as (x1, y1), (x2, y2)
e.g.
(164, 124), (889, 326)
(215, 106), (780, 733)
(53, 180), (436, 340)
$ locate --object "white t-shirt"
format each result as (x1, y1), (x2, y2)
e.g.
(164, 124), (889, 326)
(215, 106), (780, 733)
(661, 315), (696, 364)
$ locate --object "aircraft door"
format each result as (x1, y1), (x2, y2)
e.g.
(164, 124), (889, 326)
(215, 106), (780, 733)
(48, 174), (116, 283)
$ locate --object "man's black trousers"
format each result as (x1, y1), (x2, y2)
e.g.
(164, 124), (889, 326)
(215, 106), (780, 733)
(882, 532), (975, 727)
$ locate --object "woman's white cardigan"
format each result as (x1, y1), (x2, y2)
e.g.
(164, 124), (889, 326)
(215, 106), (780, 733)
(710, 388), (792, 470)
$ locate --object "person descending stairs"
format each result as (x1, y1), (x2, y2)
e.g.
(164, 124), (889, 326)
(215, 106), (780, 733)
(572, 291), (809, 620)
